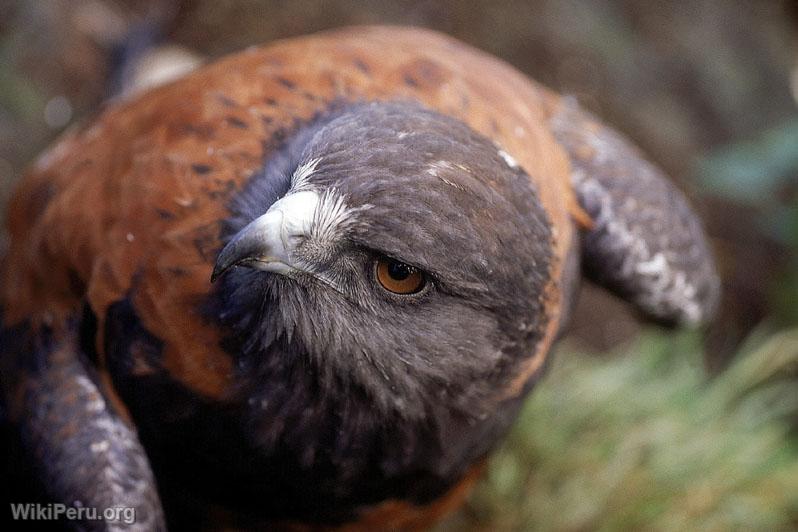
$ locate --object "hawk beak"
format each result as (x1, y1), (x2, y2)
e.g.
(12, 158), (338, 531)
(211, 190), (319, 282)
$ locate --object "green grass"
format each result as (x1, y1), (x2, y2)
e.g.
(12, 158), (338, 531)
(440, 328), (798, 531)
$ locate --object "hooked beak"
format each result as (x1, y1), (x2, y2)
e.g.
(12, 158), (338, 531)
(211, 190), (319, 282)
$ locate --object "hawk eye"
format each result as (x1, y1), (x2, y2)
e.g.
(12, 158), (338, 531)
(375, 257), (426, 295)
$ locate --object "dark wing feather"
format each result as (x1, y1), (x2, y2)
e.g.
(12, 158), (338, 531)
(545, 96), (720, 325)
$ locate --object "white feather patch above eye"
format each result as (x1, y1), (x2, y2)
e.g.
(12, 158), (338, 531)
(311, 188), (372, 242)
(281, 157), (372, 245)
(291, 157), (322, 191)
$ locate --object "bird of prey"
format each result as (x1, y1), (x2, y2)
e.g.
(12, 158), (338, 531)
(0, 26), (719, 531)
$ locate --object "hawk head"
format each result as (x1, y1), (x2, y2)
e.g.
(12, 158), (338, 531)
(212, 101), (554, 428)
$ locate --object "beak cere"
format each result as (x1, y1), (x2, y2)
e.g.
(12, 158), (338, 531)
(211, 190), (320, 282)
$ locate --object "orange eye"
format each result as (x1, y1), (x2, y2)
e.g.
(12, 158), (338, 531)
(376, 257), (426, 295)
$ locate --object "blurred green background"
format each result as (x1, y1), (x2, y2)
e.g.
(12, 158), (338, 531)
(1, 0), (797, 530)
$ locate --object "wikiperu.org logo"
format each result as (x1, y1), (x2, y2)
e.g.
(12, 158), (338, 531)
(9, 502), (136, 525)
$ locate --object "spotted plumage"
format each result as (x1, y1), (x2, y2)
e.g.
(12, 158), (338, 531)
(0, 27), (718, 531)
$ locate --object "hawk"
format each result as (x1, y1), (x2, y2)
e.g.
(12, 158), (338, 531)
(0, 27), (718, 530)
